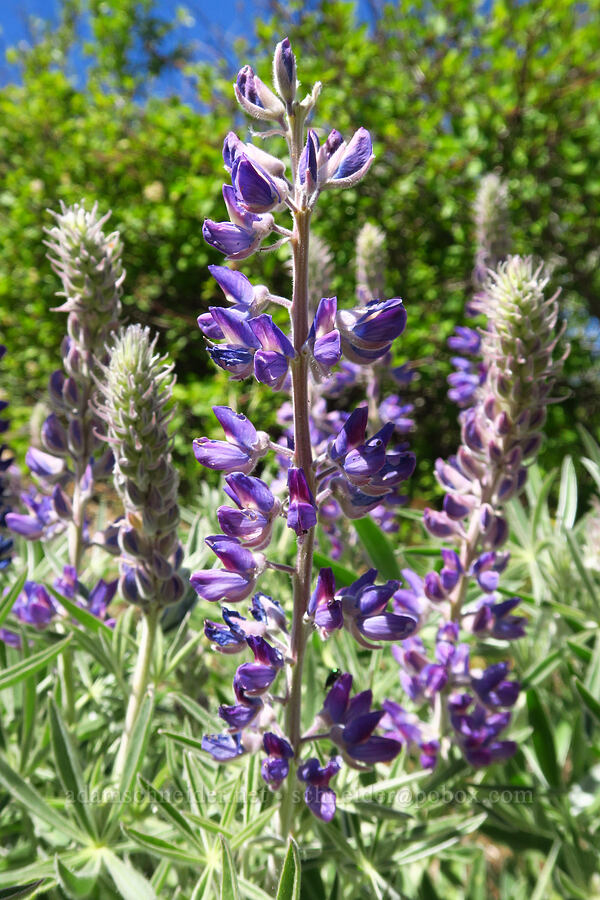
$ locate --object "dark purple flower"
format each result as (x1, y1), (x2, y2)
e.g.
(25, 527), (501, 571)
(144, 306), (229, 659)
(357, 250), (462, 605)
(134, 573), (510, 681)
(297, 756), (341, 821)
(261, 732), (294, 789)
(232, 155), (282, 213)
(307, 567), (343, 637)
(235, 65), (285, 121)
(306, 297), (341, 376)
(319, 673), (402, 765)
(287, 467), (317, 535)
(327, 128), (374, 188)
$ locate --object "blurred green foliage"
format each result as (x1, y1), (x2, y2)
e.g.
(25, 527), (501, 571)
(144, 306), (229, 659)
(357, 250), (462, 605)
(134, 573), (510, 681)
(1, 0), (599, 497)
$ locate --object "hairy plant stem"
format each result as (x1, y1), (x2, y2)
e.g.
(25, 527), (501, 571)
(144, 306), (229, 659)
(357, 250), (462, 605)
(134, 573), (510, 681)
(113, 606), (158, 781)
(279, 179), (315, 837)
(62, 446), (89, 722)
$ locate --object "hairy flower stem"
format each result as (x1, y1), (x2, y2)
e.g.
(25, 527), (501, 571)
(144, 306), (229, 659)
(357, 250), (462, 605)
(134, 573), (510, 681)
(280, 191), (315, 837)
(113, 607), (158, 781)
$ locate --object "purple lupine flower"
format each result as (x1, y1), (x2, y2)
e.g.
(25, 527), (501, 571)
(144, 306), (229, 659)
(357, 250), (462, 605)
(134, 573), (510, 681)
(273, 37), (296, 105)
(190, 535), (264, 603)
(448, 326), (481, 355)
(449, 695), (516, 767)
(201, 731), (246, 762)
(299, 129), (319, 190)
(249, 592), (288, 633)
(6, 490), (60, 540)
(392, 568), (430, 626)
(222, 132), (286, 179)
(87, 578), (117, 625)
(319, 673), (402, 765)
(381, 700), (439, 769)
(306, 297), (341, 377)
(13, 581), (58, 629)
(203, 185), (275, 260)
(337, 297), (407, 364)
(193, 406), (269, 475)
(219, 696), (263, 730)
(393, 637), (449, 704)
(471, 662), (520, 708)
(232, 154), (283, 214)
(261, 732), (294, 789)
(378, 395), (415, 434)
(329, 409), (415, 499)
(287, 467), (317, 535)
(319, 127), (374, 189)
(234, 65), (285, 121)
(205, 607), (249, 653)
(251, 315), (296, 390)
(218, 472), (280, 550)
(297, 756), (341, 821)
(336, 569), (417, 648)
(470, 550), (509, 593)
(470, 595), (527, 640)
(307, 567), (343, 638)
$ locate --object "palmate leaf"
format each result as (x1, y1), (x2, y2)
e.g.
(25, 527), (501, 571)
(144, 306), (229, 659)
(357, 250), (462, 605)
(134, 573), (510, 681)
(276, 838), (301, 900)
(0, 635), (73, 691)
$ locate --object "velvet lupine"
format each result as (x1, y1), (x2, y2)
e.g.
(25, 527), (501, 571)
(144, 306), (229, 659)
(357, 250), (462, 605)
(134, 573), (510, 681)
(194, 39), (414, 832)
(10, 204), (124, 571)
(387, 255), (567, 768)
(95, 325), (184, 614)
(95, 324), (185, 779)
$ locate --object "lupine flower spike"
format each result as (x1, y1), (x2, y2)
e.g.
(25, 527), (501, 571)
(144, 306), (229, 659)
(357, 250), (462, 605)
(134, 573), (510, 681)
(194, 39), (414, 832)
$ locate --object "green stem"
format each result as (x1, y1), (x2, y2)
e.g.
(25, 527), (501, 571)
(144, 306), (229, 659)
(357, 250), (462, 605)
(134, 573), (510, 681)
(279, 157), (315, 838)
(113, 607), (158, 781)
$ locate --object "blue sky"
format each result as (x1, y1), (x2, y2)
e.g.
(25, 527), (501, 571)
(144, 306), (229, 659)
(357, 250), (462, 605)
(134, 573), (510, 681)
(0, 0), (260, 88)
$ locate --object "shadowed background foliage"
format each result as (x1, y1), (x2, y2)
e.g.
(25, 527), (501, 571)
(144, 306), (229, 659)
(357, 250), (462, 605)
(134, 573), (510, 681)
(1, 0), (599, 496)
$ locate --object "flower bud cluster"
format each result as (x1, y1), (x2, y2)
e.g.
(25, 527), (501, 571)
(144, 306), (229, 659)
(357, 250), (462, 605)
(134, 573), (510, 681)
(7, 203), (123, 547)
(472, 173), (511, 292)
(388, 256), (566, 768)
(95, 325), (184, 611)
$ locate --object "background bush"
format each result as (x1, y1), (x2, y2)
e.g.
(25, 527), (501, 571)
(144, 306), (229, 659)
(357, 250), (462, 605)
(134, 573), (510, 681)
(1, 0), (599, 495)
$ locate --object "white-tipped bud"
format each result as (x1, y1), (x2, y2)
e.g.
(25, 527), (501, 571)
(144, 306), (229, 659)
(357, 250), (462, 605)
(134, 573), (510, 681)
(273, 37), (297, 105)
